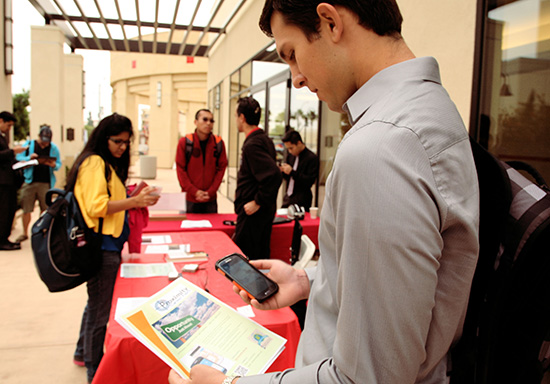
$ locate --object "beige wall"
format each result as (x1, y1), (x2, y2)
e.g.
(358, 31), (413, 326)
(0, 0), (12, 113)
(111, 51), (209, 168)
(63, 54), (85, 160)
(207, 0), (272, 89)
(31, 25), (84, 187)
(31, 26), (64, 139)
(400, 0), (478, 128)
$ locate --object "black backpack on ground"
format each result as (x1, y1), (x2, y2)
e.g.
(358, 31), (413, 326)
(450, 138), (550, 383)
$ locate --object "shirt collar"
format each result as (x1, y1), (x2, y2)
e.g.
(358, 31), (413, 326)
(343, 57), (441, 125)
(246, 127), (262, 137)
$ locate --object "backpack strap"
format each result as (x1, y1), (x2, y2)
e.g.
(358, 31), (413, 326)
(506, 160), (549, 191)
(184, 133), (223, 170)
(184, 133), (194, 171)
(213, 134), (223, 169)
(495, 164), (550, 270)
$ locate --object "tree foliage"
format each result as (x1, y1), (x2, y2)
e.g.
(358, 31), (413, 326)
(12, 90), (30, 141)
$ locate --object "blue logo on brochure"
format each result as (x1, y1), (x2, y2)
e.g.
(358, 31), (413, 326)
(155, 300), (171, 311)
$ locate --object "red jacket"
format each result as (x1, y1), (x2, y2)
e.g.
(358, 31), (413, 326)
(175, 131), (228, 203)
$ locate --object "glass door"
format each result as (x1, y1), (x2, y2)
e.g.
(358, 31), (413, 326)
(476, 0), (550, 182)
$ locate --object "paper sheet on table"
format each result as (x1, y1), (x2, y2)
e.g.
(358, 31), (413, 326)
(148, 193), (186, 211)
(145, 244), (190, 254)
(120, 262), (178, 278)
(116, 277), (286, 379)
(180, 220), (213, 229)
(142, 235), (173, 244)
(276, 208), (288, 216)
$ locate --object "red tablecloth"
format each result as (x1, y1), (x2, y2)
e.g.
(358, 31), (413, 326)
(93, 231), (301, 384)
(143, 213), (320, 263)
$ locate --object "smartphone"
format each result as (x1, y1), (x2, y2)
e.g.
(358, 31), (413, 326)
(215, 253), (278, 303)
(191, 356), (227, 374)
(150, 186), (163, 196)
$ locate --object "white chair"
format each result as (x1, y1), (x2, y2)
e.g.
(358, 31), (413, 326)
(293, 234), (317, 269)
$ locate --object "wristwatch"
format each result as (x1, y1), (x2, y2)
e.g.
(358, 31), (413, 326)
(222, 376), (240, 384)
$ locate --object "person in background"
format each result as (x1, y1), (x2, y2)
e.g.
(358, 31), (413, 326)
(232, 97), (282, 260)
(15, 125), (62, 242)
(176, 109), (228, 213)
(169, 0), (479, 383)
(280, 130), (319, 211)
(0, 111), (27, 251)
(66, 113), (159, 383)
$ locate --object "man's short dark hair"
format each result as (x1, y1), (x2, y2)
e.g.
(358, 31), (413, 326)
(195, 108), (212, 120)
(237, 97), (262, 126)
(259, 0), (403, 41)
(0, 111), (16, 122)
(282, 130), (303, 145)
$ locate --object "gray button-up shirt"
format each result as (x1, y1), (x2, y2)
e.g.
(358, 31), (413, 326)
(240, 56), (479, 384)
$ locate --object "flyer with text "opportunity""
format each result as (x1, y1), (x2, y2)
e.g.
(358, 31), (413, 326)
(116, 277), (286, 379)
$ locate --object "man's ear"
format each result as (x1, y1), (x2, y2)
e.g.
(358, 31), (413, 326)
(317, 3), (343, 42)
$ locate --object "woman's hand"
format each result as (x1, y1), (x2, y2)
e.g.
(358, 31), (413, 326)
(134, 186), (160, 208)
(233, 259), (311, 310)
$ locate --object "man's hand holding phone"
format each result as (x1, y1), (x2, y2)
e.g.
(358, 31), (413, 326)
(232, 259), (311, 311)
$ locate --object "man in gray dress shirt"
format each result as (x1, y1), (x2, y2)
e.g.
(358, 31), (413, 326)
(169, 1), (479, 383)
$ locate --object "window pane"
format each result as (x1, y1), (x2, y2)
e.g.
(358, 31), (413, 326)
(267, 82), (287, 164)
(290, 87), (319, 154)
(480, 0), (550, 182)
(252, 61), (287, 84)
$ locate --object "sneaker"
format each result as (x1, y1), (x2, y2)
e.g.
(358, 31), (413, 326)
(73, 355), (85, 367)
(15, 234), (28, 243)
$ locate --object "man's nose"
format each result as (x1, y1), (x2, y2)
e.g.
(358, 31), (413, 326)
(292, 72), (307, 89)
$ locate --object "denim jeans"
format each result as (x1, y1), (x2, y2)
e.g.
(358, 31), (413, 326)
(74, 250), (121, 383)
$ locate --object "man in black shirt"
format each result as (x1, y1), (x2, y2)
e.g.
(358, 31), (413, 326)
(280, 130), (319, 211)
(233, 97), (282, 260)
(0, 111), (27, 250)
(15, 125), (61, 242)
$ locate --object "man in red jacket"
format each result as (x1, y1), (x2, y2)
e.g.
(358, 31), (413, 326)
(176, 109), (228, 213)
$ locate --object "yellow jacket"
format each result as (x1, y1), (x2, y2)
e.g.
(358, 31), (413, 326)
(74, 155), (127, 237)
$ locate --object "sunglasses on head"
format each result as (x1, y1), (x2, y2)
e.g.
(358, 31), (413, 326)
(109, 138), (131, 146)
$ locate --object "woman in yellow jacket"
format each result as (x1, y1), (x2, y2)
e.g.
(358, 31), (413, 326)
(65, 113), (159, 383)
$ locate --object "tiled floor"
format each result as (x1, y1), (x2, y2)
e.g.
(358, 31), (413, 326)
(0, 165), (234, 384)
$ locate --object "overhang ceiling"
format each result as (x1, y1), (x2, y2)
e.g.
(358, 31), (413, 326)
(27, 0), (249, 57)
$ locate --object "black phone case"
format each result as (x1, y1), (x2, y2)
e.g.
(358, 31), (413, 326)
(215, 253), (278, 302)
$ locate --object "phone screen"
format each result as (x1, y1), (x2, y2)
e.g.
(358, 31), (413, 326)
(215, 253), (278, 302)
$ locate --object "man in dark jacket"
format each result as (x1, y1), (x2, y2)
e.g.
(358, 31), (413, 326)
(0, 111), (27, 250)
(233, 97), (282, 260)
(175, 109), (228, 213)
(280, 130), (319, 211)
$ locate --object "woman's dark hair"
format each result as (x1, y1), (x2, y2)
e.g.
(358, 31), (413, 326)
(259, 0), (403, 41)
(237, 97), (262, 126)
(65, 113), (134, 191)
